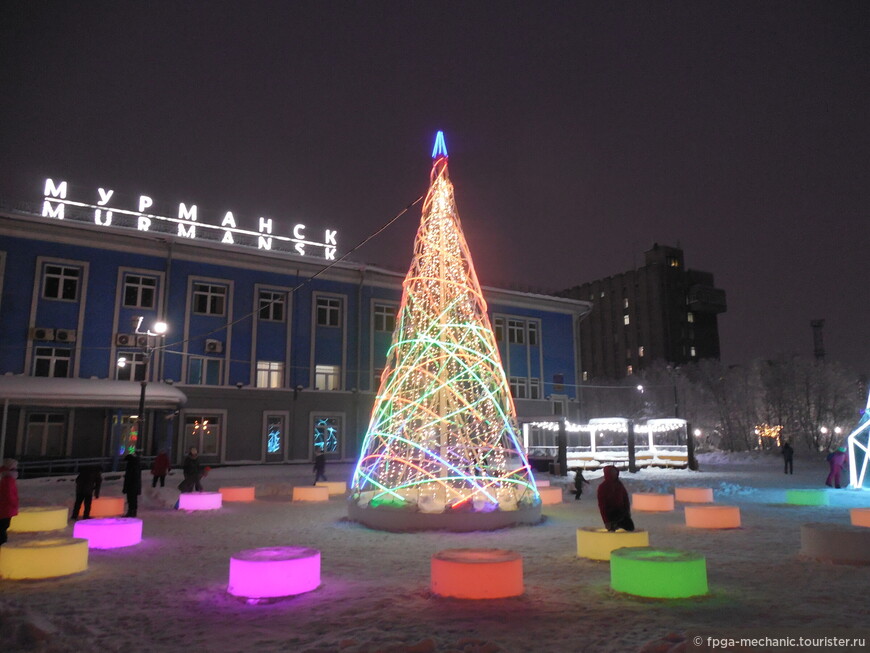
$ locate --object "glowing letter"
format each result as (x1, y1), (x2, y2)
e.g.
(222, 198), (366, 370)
(94, 209), (113, 226)
(221, 212), (236, 228)
(178, 203), (197, 222)
(258, 236), (273, 250)
(97, 188), (114, 206)
(325, 229), (337, 245)
(259, 217), (273, 234)
(293, 224), (306, 240)
(222, 231), (234, 244)
(42, 201), (64, 219)
(44, 179), (67, 199)
(324, 247), (336, 260)
(295, 243), (305, 256)
(139, 196), (153, 212)
(178, 223), (196, 239)
(138, 217), (151, 231)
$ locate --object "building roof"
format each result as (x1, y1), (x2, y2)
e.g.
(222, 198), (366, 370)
(0, 375), (187, 409)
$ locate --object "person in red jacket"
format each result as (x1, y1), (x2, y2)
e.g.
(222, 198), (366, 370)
(150, 450), (171, 488)
(597, 465), (635, 532)
(0, 458), (19, 546)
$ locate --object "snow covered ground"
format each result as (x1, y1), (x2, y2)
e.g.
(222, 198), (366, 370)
(2, 452), (869, 653)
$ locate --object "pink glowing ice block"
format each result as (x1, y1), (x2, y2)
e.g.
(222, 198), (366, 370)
(228, 547), (321, 599)
(73, 517), (143, 549)
(178, 492), (222, 511)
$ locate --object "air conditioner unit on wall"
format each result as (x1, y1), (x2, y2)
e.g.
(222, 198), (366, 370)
(135, 335), (149, 347)
(115, 333), (134, 346)
(29, 327), (55, 341)
(55, 328), (77, 343)
(205, 339), (224, 353)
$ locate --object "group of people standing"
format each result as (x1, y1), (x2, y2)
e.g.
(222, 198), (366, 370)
(781, 439), (850, 488)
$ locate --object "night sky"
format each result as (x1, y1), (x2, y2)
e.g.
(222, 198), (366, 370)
(1, 2), (867, 373)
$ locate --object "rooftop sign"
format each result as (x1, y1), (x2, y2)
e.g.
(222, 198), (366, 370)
(40, 179), (338, 260)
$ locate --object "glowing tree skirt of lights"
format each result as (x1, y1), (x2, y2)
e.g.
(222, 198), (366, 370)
(349, 133), (540, 531)
(848, 390), (870, 489)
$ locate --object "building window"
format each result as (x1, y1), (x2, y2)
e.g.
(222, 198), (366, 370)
(43, 264), (80, 301)
(313, 415), (341, 456)
(123, 274), (157, 309)
(626, 348), (632, 360)
(687, 312), (695, 323)
(507, 319), (525, 344)
(256, 361), (284, 388)
(258, 290), (285, 322)
(527, 322), (539, 346)
(265, 414), (284, 456)
(623, 298), (629, 309)
(33, 347), (71, 377)
(582, 371), (589, 382)
(192, 283), (226, 316)
(638, 346), (645, 357)
(187, 357), (222, 385)
(553, 373), (564, 392)
(690, 346), (697, 358)
(116, 351), (147, 381)
(315, 364), (340, 390)
(316, 296), (342, 327)
(626, 365), (634, 375)
(623, 314), (630, 325)
(529, 378), (541, 400)
(494, 317), (504, 342)
(25, 413), (66, 457)
(374, 303), (396, 332)
(509, 377), (527, 399)
(668, 256), (680, 268)
(184, 414), (220, 456)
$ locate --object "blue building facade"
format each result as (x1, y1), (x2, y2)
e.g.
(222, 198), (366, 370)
(0, 206), (590, 466)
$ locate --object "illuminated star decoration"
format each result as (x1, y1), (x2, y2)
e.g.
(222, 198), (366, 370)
(847, 390), (870, 488)
(351, 132), (538, 513)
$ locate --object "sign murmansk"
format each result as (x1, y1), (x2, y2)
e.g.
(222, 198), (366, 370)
(41, 179), (339, 259)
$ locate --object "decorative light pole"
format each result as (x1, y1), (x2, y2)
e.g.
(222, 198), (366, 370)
(118, 317), (168, 456)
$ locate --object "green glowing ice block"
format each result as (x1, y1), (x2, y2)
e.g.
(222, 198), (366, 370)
(610, 547), (708, 598)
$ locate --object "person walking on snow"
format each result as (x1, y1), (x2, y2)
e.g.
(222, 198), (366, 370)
(825, 446), (848, 488)
(73, 464), (102, 519)
(150, 450), (171, 488)
(573, 468), (590, 500)
(122, 453), (142, 517)
(180, 447), (203, 492)
(781, 440), (794, 475)
(597, 465), (635, 532)
(0, 458), (19, 546)
(313, 450), (327, 485)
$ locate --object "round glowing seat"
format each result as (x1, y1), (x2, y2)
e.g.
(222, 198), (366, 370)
(431, 548), (523, 599)
(537, 486), (563, 505)
(75, 496), (125, 518)
(786, 489), (829, 506)
(800, 523), (870, 564)
(228, 547), (321, 599)
(315, 481), (347, 496)
(534, 479), (550, 488)
(178, 492), (223, 511)
(292, 486), (329, 502)
(9, 506), (68, 533)
(850, 508), (870, 528)
(0, 537), (89, 579)
(685, 505), (741, 529)
(219, 486), (256, 502)
(610, 547), (708, 598)
(674, 487), (714, 503)
(576, 527), (650, 561)
(73, 517), (143, 549)
(632, 493), (675, 512)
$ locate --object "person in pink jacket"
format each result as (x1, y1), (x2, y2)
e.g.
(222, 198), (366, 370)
(825, 446), (848, 488)
(0, 458), (19, 546)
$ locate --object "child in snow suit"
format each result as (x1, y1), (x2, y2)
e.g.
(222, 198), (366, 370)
(573, 468), (590, 500)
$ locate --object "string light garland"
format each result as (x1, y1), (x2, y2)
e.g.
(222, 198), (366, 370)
(350, 133), (538, 521)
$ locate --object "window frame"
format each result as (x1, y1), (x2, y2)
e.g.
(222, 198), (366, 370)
(310, 412), (344, 460)
(123, 273), (158, 309)
(192, 282), (227, 316)
(256, 360), (284, 388)
(373, 303), (397, 333)
(182, 413), (223, 457)
(258, 290), (286, 322)
(187, 356), (223, 385)
(42, 264), (80, 301)
(116, 350), (147, 381)
(316, 296), (342, 328)
(314, 364), (341, 391)
(33, 346), (72, 378)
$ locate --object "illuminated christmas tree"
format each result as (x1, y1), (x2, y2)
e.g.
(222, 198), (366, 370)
(350, 132), (540, 530)
(847, 390), (870, 488)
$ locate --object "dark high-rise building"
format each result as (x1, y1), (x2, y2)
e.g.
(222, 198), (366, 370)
(560, 243), (726, 380)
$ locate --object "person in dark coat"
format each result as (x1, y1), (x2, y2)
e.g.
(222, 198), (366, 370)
(781, 440), (794, 475)
(150, 450), (171, 488)
(573, 468), (590, 500)
(597, 465), (634, 531)
(313, 450), (327, 485)
(122, 454), (142, 517)
(73, 464), (102, 519)
(0, 458), (19, 546)
(180, 447), (203, 492)
(825, 446), (848, 488)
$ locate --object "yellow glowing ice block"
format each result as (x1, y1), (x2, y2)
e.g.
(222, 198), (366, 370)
(674, 487), (714, 503)
(9, 506), (69, 533)
(0, 537), (89, 579)
(576, 527), (650, 561)
(315, 481), (347, 496)
(292, 486), (329, 502)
